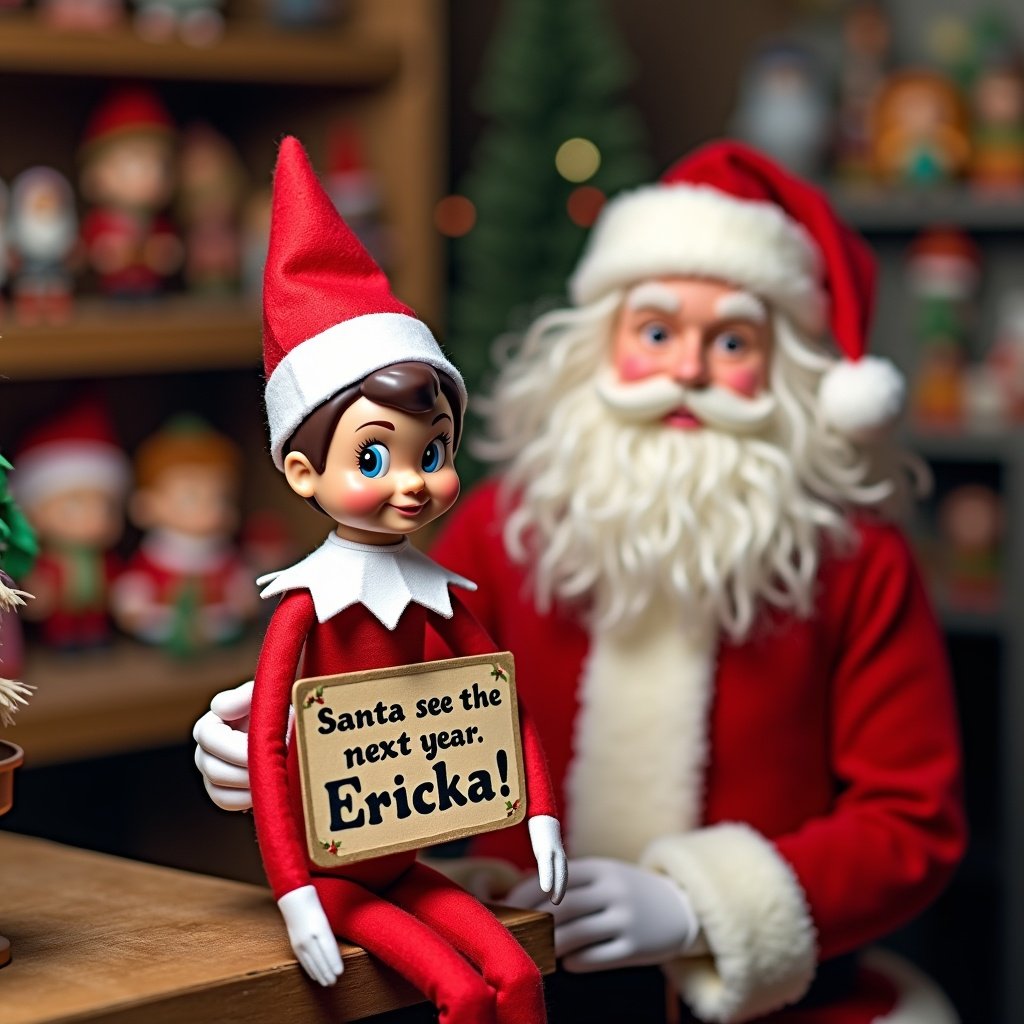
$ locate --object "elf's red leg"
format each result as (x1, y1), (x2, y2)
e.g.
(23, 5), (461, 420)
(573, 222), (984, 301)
(388, 861), (547, 1024)
(311, 875), (497, 1024)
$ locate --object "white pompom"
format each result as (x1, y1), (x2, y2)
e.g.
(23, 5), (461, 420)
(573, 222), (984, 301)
(819, 356), (905, 440)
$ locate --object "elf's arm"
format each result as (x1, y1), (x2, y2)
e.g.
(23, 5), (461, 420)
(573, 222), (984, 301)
(430, 593), (566, 903)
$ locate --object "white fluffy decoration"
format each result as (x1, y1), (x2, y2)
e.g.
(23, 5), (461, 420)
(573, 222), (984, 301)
(862, 947), (960, 1024)
(818, 356), (905, 440)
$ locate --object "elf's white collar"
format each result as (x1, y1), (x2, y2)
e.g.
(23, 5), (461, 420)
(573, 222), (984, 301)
(256, 532), (476, 630)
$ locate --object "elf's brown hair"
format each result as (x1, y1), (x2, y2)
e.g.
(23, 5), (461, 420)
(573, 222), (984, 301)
(286, 361), (463, 476)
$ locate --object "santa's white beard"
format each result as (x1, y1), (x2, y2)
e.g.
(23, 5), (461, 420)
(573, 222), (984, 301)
(478, 295), (909, 640)
(10, 213), (75, 263)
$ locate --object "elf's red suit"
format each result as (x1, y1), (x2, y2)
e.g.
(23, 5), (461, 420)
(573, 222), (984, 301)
(428, 481), (966, 1024)
(250, 536), (558, 1024)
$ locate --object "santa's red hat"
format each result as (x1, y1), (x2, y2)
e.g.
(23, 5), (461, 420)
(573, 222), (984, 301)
(80, 86), (174, 154)
(570, 140), (904, 439)
(13, 395), (130, 509)
(263, 136), (465, 469)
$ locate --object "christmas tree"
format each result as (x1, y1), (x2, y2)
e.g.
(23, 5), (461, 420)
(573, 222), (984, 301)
(447, 0), (652, 476)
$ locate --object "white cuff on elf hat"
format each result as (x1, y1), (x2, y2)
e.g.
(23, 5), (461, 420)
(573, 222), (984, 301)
(570, 139), (905, 440)
(261, 136), (466, 470)
(640, 823), (817, 1023)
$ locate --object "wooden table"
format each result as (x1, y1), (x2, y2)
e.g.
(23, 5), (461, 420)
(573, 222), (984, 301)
(1, 833), (555, 1023)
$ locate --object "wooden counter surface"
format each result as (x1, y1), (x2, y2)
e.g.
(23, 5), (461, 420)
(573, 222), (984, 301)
(0, 833), (554, 1023)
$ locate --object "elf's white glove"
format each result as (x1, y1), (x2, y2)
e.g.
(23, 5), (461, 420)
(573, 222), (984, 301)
(277, 884), (344, 987)
(192, 680), (254, 810)
(506, 856), (700, 972)
(529, 815), (568, 905)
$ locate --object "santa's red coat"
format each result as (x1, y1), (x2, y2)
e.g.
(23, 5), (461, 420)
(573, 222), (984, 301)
(428, 480), (966, 1024)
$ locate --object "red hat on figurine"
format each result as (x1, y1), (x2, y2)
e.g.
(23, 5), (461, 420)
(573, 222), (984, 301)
(262, 136), (466, 470)
(80, 86), (175, 153)
(570, 140), (904, 438)
(13, 395), (130, 509)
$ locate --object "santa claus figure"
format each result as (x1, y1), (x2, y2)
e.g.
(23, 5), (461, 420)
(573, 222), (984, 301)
(195, 142), (965, 1023)
(13, 396), (129, 650)
(111, 415), (255, 657)
(78, 87), (182, 299)
(8, 167), (79, 326)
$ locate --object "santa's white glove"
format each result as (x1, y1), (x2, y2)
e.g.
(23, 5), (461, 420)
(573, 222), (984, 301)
(277, 884), (344, 987)
(192, 680), (254, 811)
(506, 856), (700, 972)
(528, 815), (568, 905)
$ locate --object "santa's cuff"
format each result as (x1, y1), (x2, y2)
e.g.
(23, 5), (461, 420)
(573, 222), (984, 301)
(641, 823), (817, 1023)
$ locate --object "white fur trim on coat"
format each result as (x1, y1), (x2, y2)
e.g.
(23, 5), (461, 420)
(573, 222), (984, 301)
(566, 606), (716, 861)
(264, 311), (467, 470)
(641, 823), (817, 1023)
(569, 183), (826, 334)
(862, 947), (960, 1024)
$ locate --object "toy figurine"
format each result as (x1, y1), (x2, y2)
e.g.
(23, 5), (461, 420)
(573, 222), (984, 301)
(937, 484), (1003, 611)
(38, 0), (123, 31)
(906, 228), (980, 430)
(248, 137), (566, 1018)
(131, 0), (223, 46)
(240, 186), (272, 305)
(13, 396), (129, 651)
(324, 120), (389, 268)
(870, 69), (971, 186)
(78, 87), (182, 299)
(8, 167), (79, 326)
(834, 0), (893, 182)
(968, 60), (1024, 194)
(111, 415), (255, 657)
(729, 40), (831, 180)
(0, 454), (36, 716)
(984, 287), (1024, 423)
(176, 123), (247, 294)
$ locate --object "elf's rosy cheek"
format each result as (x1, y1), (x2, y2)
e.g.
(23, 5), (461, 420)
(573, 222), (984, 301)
(336, 478), (388, 516)
(430, 470), (461, 508)
(716, 366), (764, 398)
(615, 352), (660, 382)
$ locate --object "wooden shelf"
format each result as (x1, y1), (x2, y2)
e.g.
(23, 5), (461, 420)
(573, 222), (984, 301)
(3, 635), (260, 765)
(0, 14), (400, 86)
(830, 184), (1024, 234)
(1, 833), (554, 1024)
(0, 298), (261, 379)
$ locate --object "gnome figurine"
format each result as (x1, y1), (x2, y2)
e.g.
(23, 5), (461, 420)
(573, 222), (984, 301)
(247, 137), (566, 1020)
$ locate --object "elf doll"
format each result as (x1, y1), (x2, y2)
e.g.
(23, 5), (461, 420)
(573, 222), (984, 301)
(13, 395), (129, 650)
(249, 137), (566, 1022)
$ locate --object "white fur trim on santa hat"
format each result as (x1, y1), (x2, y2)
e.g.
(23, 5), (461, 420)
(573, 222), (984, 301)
(569, 183), (826, 334)
(13, 441), (130, 508)
(265, 311), (467, 470)
(819, 356), (905, 440)
(641, 823), (817, 1023)
(861, 947), (960, 1024)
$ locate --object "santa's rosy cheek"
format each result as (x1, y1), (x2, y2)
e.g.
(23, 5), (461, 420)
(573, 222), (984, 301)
(717, 366), (764, 398)
(615, 352), (660, 382)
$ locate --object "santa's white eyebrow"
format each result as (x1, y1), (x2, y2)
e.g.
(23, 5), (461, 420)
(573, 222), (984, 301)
(625, 282), (681, 314)
(715, 291), (766, 323)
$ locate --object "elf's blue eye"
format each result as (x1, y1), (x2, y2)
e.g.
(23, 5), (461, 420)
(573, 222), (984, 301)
(358, 443), (390, 478)
(422, 439), (446, 473)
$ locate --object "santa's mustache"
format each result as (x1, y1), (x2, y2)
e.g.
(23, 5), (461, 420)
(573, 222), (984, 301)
(595, 367), (777, 434)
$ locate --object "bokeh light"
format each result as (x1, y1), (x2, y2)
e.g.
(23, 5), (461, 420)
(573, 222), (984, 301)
(555, 138), (601, 183)
(567, 186), (606, 227)
(434, 194), (476, 237)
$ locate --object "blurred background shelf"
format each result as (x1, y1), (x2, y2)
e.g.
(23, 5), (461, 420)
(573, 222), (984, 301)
(4, 635), (260, 766)
(0, 14), (400, 86)
(0, 298), (261, 379)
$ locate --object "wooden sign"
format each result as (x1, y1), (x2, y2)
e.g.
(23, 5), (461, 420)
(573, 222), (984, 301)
(292, 651), (525, 867)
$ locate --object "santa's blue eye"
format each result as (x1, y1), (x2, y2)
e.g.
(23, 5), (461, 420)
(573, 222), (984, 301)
(421, 439), (446, 473)
(358, 443), (390, 478)
(642, 322), (671, 344)
(714, 331), (746, 355)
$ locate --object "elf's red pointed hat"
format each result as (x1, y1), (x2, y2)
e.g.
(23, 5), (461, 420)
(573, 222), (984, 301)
(13, 393), (129, 508)
(262, 136), (466, 469)
(570, 140), (903, 438)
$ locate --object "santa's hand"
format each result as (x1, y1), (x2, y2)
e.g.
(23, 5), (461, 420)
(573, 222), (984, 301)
(192, 680), (254, 810)
(528, 815), (568, 905)
(506, 857), (699, 972)
(277, 885), (344, 987)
